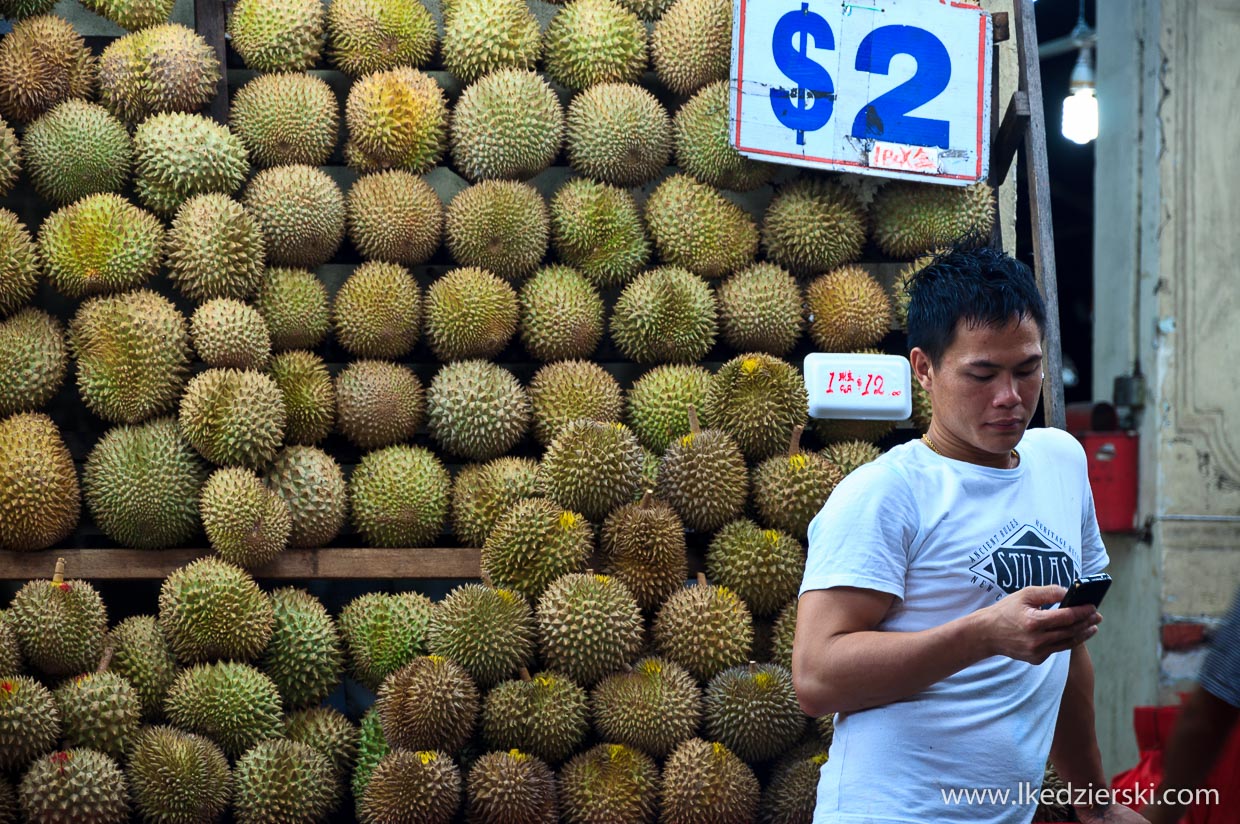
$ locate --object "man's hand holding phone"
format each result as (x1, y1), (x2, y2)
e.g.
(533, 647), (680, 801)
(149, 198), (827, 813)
(976, 578), (1108, 665)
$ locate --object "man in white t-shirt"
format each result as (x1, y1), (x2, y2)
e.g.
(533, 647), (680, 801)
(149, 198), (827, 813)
(793, 247), (1147, 824)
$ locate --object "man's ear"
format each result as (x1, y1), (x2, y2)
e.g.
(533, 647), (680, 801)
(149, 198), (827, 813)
(909, 348), (934, 391)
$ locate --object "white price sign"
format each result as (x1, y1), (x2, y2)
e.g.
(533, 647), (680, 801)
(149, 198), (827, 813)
(729, 0), (992, 185)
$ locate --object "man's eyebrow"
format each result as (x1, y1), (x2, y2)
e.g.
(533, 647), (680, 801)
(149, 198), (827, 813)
(964, 355), (1044, 369)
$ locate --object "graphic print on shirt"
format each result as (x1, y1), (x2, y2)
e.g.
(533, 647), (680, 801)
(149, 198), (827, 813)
(967, 518), (1079, 601)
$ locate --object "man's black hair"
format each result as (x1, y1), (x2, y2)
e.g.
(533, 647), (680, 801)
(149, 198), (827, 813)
(905, 246), (1047, 366)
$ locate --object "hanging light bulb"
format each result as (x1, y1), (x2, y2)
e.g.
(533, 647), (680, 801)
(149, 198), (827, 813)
(1061, 46), (1097, 144)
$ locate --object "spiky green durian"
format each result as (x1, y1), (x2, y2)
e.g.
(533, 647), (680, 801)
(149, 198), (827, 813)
(361, 749), (461, 824)
(656, 409), (747, 532)
(255, 267), (331, 351)
(23, 101), (130, 205)
(234, 739), (338, 824)
(0, 777), (13, 824)
(762, 178), (866, 275)
(0, 613), (20, 674)
(822, 439), (881, 476)
(812, 416), (895, 445)
(536, 572), (643, 687)
(424, 268), (519, 361)
(611, 266), (717, 364)
(481, 498), (591, 602)
(538, 420), (643, 522)
(347, 170), (442, 265)
(200, 467), (291, 569)
(265, 446), (347, 547)
(872, 181), (996, 257)
(675, 80), (772, 191)
(445, 180), (548, 280)
(559, 743), (660, 824)
(466, 750), (557, 824)
(546, 0), (646, 91)
(717, 264), (803, 356)
(0, 676), (60, 771)
(229, 72), (338, 168)
(706, 520), (802, 618)
(549, 180), (649, 289)
(566, 83), (670, 187)
(482, 670), (589, 763)
(285, 706), (358, 786)
(451, 69), (563, 181)
(53, 671), (139, 760)
(349, 444), (450, 547)
(8, 564), (104, 675)
(0, 15), (95, 124)
(427, 359), (529, 460)
(107, 616), (177, 721)
(378, 655), (478, 752)
(428, 583), (535, 688)
(164, 662), (282, 757)
(335, 359), (423, 449)
(761, 748), (828, 824)
(178, 368), (287, 468)
(661, 738), (759, 823)
(133, 112), (249, 216)
(441, 0), (540, 84)
(518, 265), (605, 361)
(601, 493), (687, 611)
(451, 457), (538, 547)
(269, 350), (335, 445)
(19, 749), (129, 824)
(80, 0), (176, 30)
(83, 417), (207, 549)
(0, 117), (16, 198)
(892, 253), (937, 329)
(805, 266), (892, 351)
(651, 0), (730, 95)
(227, 0), (324, 72)
(351, 710), (388, 813)
(0, 0), (55, 18)
(338, 591), (433, 690)
(0, 309), (65, 416)
(327, 0), (436, 77)
(98, 24), (219, 124)
(592, 656), (701, 757)
(190, 299), (270, 370)
(646, 174), (758, 278)
(751, 427), (842, 542)
(705, 662), (806, 763)
(244, 164), (344, 268)
(529, 360), (623, 446)
(345, 67), (447, 172)
(127, 726), (231, 824)
(768, 599), (797, 670)
(625, 365), (712, 455)
(912, 379), (933, 432)
(39, 193), (164, 299)
(0, 415), (81, 552)
(614, 0), (673, 18)
(704, 353), (808, 462)
(158, 557), (274, 663)
(0, 211), (38, 317)
(333, 260), (421, 358)
(655, 577), (753, 682)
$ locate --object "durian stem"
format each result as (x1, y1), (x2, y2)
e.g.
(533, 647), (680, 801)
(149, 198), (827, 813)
(481, 571), (493, 588)
(748, 660), (757, 675)
(788, 425), (805, 456)
(640, 490), (654, 509)
(687, 405), (701, 435)
(97, 646), (113, 673)
(695, 572), (708, 587)
(519, 667), (532, 682)
(52, 557), (65, 585)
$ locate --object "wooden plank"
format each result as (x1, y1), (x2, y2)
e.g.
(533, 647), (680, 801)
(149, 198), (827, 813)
(197, 0), (230, 124)
(990, 91), (1030, 189)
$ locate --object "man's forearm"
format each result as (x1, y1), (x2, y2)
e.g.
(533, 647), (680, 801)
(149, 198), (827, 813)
(1050, 646), (1108, 794)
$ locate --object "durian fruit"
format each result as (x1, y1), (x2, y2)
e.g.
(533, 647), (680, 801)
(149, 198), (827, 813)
(610, 266), (718, 364)
(158, 557), (274, 664)
(347, 170), (442, 265)
(466, 750), (557, 824)
(717, 264), (803, 356)
(97, 24), (220, 124)
(762, 179), (867, 276)
(559, 743), (660, 824)
(269, 350), (335, 445)
(190, 298), (271, 369)
(0, 0), (55, 18)
(0, 415), (81, 552)
(537, 572), (643, 687)
(18, 749), (130, 824)
(178, 368), (287, 468)
(625, 365), (712, 455)
(646, 174), (758, 278)
(812, 415), (895, 446)
(345, 67), (447, 172)
(265, 445), (348, 548)
(704, 353), (808, 462)
(84, 418), (207, 550)
(565, 83), (670, 187)
(656, 407), (747, 533)
(0, 614), (20, 674)
(132, 112), (249, 216)
(451, 69), (563, 181)
(23, 101), (130, 205)
(538, 420), (644, 523)
(445, 180), (548, 280)
(349, 445), (450, 547)
(227, 0), (324, 73)
(335, 359), (424, 449)
(79, 0), (175, 30)
(760, 749), (828, 824)
(600, 493), (688, 611)
(255, 268), (331, 351)
(751, 426), (842, 542)
(481, 498), (591, 602)
(244, 164), (345, 268)
(675, 80), (772, 191)
(229, 72), (339, 168)
(234, 739), (338, 824)
(911, 379), (933, 432)
(0, 676), (60, 771)
(822, 439), (880, 476)
(427, 360), (529, 460)
(200, 467), (292, 569)
(0, 15), (95, 124)
(53, 670), (140, 760)
(892, 253), (937, 329)
(352, 709), (389, 815)
(545, 0), (646, 91)
(654, 575), (753, 682)
(451, 457), (539, 548)
(164, 662), (283, 757)
(0, 211), (39, 317)
(482, 669), (590, 763)
(427, 583), (535, 689)
(285, 706), (358, 787)
(441, 0), (540, 84)
(0, 778), (12, 824)
(768, 599), (796, 670)
(704, 663), (806, 762)
(327, 0), (436, 77)
(0, 308), (67, 416)
(805, 266), (892, 351)
(660, 738), (759, 824)
(9, 566), (105, 680)
(519, 265), (605, 361)
(529, 360), (624, 446)
(592, 656), (701, 757)
(338, 591), (433, 690)
(107, 615), (178, 720)
(377, 656), (479, 752)
(651, 0), (730, 95)
(39, 193), (164, 299)
(361, 750), (461, 824)
(871, 182), (996, 257)
(615, 0), (672, 18)
(127, 726), (231, 824)
(333, 260), (421, 358)
(549, 180), (649, 289)
(0, 118), (16, 198)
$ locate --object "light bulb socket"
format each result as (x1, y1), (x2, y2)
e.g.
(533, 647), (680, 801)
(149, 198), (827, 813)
(1069, 46), (1095, 92)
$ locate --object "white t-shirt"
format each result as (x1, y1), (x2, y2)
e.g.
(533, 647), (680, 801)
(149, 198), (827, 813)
(800, 427), (1109, 824)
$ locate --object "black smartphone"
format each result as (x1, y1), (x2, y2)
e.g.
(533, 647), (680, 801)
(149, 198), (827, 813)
(1058, 573), (1113, 609)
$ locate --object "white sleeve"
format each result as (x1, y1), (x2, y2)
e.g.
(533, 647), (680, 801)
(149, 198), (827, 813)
(1080, 469), (1110, 577)
(799, 463), (920, 601)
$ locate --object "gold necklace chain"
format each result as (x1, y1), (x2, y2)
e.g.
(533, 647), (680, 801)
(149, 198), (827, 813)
(922, 434), (1019, 466)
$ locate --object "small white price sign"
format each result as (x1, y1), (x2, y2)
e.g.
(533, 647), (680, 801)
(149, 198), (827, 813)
(729, 0), (992, 185)
(804, 353), (912, 421)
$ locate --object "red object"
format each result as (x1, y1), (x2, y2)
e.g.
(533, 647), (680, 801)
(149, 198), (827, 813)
(1079, 431), (1139, 533)
(1162, 622), (1209, 652)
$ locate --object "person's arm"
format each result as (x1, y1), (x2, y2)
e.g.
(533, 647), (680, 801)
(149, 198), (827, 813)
(1144, 686), (1239, 824)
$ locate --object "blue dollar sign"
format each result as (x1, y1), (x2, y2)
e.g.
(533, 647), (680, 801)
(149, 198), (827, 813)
(770, 2), (835, 146)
